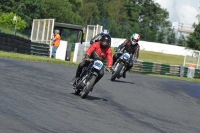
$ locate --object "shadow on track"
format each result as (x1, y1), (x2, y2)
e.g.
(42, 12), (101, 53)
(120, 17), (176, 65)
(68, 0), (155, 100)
(86, 95), (108, 101)
(70, 93), (108, 101)
(107, 79), (135, 84)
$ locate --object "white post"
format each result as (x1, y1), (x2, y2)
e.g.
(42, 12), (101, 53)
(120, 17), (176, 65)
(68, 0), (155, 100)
(183, 53), (187, 66)
(49, 19), (55, 58)
(95, 24), (98, 35)
(46, 19), (50, 44)
(93, 26), (96, 37)
(13, 16), (17, 36)
(42, 20), (46, 43)
(85, 25), (89, 42)
(73, 43), (79, 62)
(30, 20), (35, 41)
(197, 51), (200, 68)
(36, 20), (40, 41)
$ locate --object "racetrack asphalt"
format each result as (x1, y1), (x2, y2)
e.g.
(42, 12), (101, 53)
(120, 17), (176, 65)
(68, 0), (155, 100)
(0, 58), (200, 133)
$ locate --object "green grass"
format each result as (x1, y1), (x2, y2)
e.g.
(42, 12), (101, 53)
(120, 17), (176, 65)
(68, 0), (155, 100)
(0, 51), (78, 66)
(148, 74), (200, 83)
(139, 50), (184, 65)
(0, 26), (14, 35)
(0, 26), (29, 39)
(0, 49), (186, 68)
(111, 48), (185, 66)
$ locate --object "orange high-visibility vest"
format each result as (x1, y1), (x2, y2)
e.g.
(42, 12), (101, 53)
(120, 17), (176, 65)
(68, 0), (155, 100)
(51, 34), (61, 47)
(188, 63), (195, 68)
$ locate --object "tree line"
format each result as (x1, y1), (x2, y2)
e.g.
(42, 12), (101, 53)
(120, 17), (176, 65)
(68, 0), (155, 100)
(0, 0), (199, 50)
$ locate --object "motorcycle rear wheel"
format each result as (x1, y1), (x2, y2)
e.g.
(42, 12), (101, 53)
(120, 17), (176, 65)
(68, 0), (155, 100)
(74, 89), (81, 95)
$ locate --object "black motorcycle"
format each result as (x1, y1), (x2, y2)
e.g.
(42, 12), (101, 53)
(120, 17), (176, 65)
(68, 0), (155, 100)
(73, 59), (104, 99)
(111, 48), (132, 81)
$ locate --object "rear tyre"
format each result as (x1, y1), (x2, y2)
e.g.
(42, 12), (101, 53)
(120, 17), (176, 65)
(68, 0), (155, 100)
(74, 89), (81, 95)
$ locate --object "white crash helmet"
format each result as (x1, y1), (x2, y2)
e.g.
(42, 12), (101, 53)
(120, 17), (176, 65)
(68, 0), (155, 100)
(101, 29), (109, 34)
(131, 33), (140, 45)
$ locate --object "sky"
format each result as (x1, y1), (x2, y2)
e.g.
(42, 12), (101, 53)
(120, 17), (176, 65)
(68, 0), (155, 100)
(154, 0), (199, 25)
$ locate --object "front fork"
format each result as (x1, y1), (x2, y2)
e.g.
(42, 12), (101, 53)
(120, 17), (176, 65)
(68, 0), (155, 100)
(120, 66), (125, 75)
(113, 61), (126, 75)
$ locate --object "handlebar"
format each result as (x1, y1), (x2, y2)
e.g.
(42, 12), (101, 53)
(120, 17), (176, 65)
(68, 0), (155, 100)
(83, 58), (94, 62)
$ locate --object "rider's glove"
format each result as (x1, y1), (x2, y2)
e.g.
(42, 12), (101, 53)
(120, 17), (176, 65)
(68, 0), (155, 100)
(117, 48), (121, 52)
(106, 66), (112, 73)
(83, 54), (90, 61)
(90, 40), (93, 45)
(133, 57), (137, 63)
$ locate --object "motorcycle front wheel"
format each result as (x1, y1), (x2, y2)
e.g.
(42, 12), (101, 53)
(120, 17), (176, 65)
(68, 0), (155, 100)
(81, 75), (96, 99)
(111, 63), (124, 81)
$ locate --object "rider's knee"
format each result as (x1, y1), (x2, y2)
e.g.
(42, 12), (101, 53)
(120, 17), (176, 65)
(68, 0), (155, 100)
(113, 53), (118, 59)
(79, 60), (86, 68)
(99, 69), (104, 78)
(129, 62), (133, 67)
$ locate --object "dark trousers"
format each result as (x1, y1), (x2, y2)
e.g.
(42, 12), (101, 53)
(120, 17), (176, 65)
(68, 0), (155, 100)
(113, 53), (133, 72)
(75, 60), (104, 85)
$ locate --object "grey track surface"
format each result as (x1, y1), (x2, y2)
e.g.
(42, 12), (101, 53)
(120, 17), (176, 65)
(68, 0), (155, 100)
(0, 58), (200, 133)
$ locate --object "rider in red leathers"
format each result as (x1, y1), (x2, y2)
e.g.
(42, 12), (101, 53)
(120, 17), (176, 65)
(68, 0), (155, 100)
(71, 34), (113, 86)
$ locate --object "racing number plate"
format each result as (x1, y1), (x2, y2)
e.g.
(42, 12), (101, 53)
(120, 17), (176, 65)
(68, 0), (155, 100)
(123, 53), (130, 60)
(93, 60), (103, 70)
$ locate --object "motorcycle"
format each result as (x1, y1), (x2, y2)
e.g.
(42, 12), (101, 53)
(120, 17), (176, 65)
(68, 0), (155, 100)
(73, 59), (104, 99)
(111, 48), (132, 81)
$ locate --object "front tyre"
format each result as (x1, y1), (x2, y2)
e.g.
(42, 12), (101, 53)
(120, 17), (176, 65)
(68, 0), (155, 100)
(111, 63), (124, 81)
(81, 75), (96, 99)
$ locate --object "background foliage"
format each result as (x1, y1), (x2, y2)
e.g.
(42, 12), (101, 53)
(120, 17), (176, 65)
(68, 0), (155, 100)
(0, 0), (199, 49)
(0, 12), (26, 30)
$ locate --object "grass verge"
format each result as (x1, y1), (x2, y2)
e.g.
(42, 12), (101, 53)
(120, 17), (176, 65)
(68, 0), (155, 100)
(111, 48), (185, 66)
(148, 74), (200, 83)
(139, 50), (184, 65)
(0, 51), (78, 66)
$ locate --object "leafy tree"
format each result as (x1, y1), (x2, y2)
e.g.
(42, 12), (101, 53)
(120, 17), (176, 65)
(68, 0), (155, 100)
(156, 28), (165, 43)
(187, 23), (200, 50)
(124, 0), (170, 41)
(0, 12), (26, 30)
(106, 0), (128, 37)
(69, 0), (83, 12)
(78, 1), (100, 24)
(14, 0), (44, 28)
(0, 0), (44, 27)
(177, 34), (187, 46)
(0, 0), (172, 42)
(167, 29), (176, 45)
(85, 0), (109, 18)
(0, 0), (16, 13)
(42, 0), (83, 25)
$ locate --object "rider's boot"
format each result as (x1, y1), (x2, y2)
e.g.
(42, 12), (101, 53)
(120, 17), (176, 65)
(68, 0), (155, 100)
(70, 71), (81, 86)
(70, 77), (79, 86)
